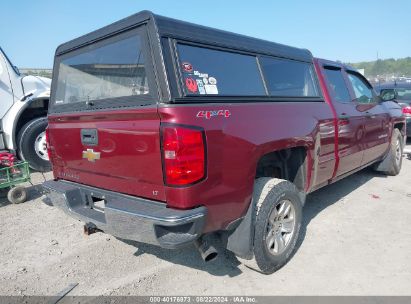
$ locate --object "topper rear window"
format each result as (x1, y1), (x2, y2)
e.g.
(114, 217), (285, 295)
(52, 28), (154, 111)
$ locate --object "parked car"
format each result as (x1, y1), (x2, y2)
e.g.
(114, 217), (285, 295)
(43, 11), (405, 274)
(0, 47), (51, 171)
(374, 82), (411, 138)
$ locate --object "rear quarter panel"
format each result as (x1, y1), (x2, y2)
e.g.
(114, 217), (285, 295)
(159, 101), (334, 232)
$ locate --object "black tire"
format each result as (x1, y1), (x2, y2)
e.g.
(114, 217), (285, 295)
(7, 186), (27, 204)
(17, 117), (51, 172)
(380, 128), (403, 176)
(248, 178), (303, 274)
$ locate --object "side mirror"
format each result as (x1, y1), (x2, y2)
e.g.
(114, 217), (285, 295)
(379, 91), (396, 102)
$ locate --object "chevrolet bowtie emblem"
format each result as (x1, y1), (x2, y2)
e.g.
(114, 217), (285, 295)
(82, 149), (101, 162)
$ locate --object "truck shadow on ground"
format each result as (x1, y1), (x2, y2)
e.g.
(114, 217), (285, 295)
(295, 167), (387, 253)
(122, 236), (243, 277)
(0, 184), (44, 208)
(121, 165), (392, 277)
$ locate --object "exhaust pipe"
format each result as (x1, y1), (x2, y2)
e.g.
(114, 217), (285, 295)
(83, 222), (101, 236)
(195, 237), (218, 262)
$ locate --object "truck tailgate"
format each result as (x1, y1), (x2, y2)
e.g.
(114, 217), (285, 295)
(47, 107), (166, 202)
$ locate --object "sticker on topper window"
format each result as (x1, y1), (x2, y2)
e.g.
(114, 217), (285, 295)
(204, 84), (218, 94)
(185, 78), (198, 93)
(208, 77), (217, 85)
(196, 79), (206, 95)
(194, 71), (209, 78)
(184, 69), (219, 95)
(181, 62), (193, 73)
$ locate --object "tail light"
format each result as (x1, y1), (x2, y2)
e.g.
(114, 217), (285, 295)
(402, 106), (411, 116)
(161, 124), (206, 186)
(45, 127), (52, 160)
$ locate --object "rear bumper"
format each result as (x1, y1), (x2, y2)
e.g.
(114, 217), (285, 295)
(42, 180), (206, 249)
(406, 117), (411, 136)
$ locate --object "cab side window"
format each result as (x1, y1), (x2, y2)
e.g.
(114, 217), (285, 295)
(323, 67), (351, 103)
(347, 72), (374, 104)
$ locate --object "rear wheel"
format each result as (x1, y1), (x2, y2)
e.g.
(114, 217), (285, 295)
(247, 178), (303, 274)
(17, 117), (51, 172)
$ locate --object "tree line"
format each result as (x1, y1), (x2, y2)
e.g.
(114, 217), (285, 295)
(349, 57), (411, 78)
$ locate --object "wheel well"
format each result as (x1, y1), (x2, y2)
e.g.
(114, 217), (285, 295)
(255, 147), (307, 192)
(394, 123), (404, 134)
(15, 98), (49, 142)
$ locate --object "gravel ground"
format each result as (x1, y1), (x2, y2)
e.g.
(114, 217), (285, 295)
(0, 141), (410, 296)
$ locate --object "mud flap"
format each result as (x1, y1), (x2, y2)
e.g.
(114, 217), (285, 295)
(374, 151), (393, 172)
(226, 201), (255, 260)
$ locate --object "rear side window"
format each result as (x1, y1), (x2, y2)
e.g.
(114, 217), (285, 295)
(259, 57), (319, 97)
(323, 67), (351, 103)
(54, 33), (150, 106)
(176, 44), (266, 96)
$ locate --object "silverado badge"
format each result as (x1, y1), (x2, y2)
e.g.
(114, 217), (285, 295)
(82, 149), (101, 162)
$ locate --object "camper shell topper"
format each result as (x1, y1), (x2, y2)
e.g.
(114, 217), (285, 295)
(50, 10), (317, 113)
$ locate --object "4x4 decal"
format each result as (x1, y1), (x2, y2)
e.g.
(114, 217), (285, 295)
(197, 110), (231, 119)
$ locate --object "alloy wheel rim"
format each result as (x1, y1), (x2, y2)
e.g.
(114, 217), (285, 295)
(265, 199), (296, 256)
(34, 131), (49, 161)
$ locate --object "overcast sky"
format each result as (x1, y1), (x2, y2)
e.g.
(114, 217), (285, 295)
(2, 0), (410, 68)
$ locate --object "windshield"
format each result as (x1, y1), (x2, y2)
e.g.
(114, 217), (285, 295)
(54, 34), (149, 105)
(0, 47), (20, 75)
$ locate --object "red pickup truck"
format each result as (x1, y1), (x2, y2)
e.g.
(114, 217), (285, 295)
(43, 11), (406, 274)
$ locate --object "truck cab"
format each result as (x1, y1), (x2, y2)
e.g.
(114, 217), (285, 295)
(313, 58), (405, 186)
